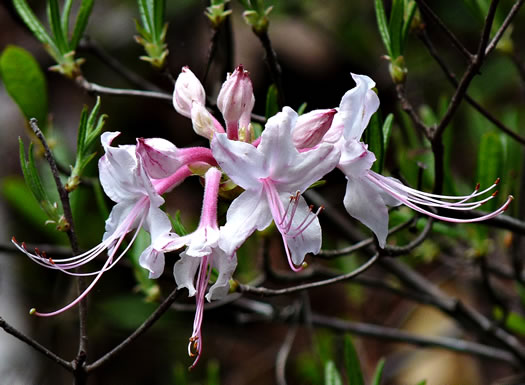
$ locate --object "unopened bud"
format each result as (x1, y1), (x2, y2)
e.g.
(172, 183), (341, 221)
(389, 56), (407, 84)
(191, 103), (221, 140)
(173, 67), (206, 118)
(136, 138), (182, 179)
(293, 109), (337, 149)
(217, 65), (255, 138)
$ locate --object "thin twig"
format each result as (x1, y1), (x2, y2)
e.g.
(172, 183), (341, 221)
(310, 313), (519, 366)
(383, 218), (434, 256)
(275, 302), (300, 385)
(78, 37), (163, 92)
(418, 30), (525, 145)
(485, 0), (525, 56)
(0, 316), (72, 371)
(75, 77), (172, 101)
(86, 288), (180, 372)
(30, 120), (89, 375)
(434, 0), (500, 138)
(395, 83), (431, 139)
(238, 253), (379, 296)
(414, 0), (474, 62)
(253, 30), (285, 107)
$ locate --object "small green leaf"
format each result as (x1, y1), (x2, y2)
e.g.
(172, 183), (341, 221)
(265, 84), (279, 119)
(389, 0), (405, 58)
(371, 358), (386, 385)
(47, 0), (69, 54)
(401, 2), (417, 51)
(493, 307), (525, 336)
(382, 113), (394, 153)
(476, 132), (504, 212)
(153, 0), (166, 42)
(344, 335), (364, 385)
(0, 45), (48, 130)
(324, 361), (342, 385)
(297, 102), (308, 115)
(416, 380), (427, 385)
(12, 0), (58, 56)
(170, 210), (188, 236)
(137, 0), (153, 34)
(366, 113), (384, 173)
(61, 0), (74, 39)
(70, 0), (94, 49)
(374, 0), (392, 57)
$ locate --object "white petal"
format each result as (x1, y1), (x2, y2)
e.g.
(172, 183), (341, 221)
(284, 195), (322, 265)
(143, 206), (172, 242)
(343, 176), (390, 247)
(139, 246), (165, 279)
(173, 253), (201, 297)
(340, 74), (380, 141)
(338, 140), (376, 178)
(211, 133), (266, 188)
(219, 189), (273, 256)
(206, 249), (237, 301)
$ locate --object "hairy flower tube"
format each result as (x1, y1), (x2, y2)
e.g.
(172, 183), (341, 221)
(12, 132), (194, 316)
(212, 107), (340, 271)
(154, 167), (236, 369)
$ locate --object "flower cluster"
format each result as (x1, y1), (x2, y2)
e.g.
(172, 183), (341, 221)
(13, 65), (512, 367)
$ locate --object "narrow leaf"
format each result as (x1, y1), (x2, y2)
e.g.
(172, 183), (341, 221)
(12, 0), (58, 53)
(324, 361), (342, 385)
(61, 0), (74, 39)
(70, 0), (94, 49)
(374, 0), (392, 57)
(47, 0), (69, 53)
(382, 113), (394, 152)
(76, 106), (89, 157)
(137, 0), (153, 34)
(153, 0), (166, 43)
(401, 2), (417, 51)
(0, 45), (48, 130)
(366, 113), (384, 173)
(371, 358), (386, 385)
(389, 0), (404, 58)
(476, 132), (504, 212)
(265, 84), (279, 120)
(344, 336), (364, 385)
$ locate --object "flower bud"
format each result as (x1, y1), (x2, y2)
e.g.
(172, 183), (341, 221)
(173, 66), (206, 118)
(137, 137), (182, 179)
(292, 108), (337, 149)
(217, 65), (255, 139)
(191, 103), (224, 140)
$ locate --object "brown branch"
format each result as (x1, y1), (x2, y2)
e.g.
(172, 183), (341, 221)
(485, 0), (525, 56)
(75, 77), (172, 101)
(253, 30), (285, 107)
(238, 253), (379, 296)
(30, 120), (88, 382)
(0, 316), (72, 371)
(86, 287), (180, 372)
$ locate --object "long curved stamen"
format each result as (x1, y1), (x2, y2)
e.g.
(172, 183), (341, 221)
(262, 180), (322, 272)
(187, 254), (212, 370)
(366, 172), (513, 223)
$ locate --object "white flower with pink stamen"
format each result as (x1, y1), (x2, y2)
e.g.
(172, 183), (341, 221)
(212, 106), (340, 271)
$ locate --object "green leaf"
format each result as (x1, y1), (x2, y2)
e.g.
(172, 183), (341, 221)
(476, 132), (504, 212)
(153, 0), (166, 42)
(170, 210), (188, 236)
(374, 0), (392, 57)
(344, 335), (364, 385)
(416, 380), (427, 385)
(389, 0), (404, 57)
(137, 0), (153, 34)
(401, 2), (417, 51)
(493, 307), (525, 336)
(366, 113), (384, 173)
(70, 0), (94, 49)
(0, 45), (48, 129)
(371, 358), (386, 385)
(47, 0), (69, 54)
(265, 84), (279, 119)
(297, 102), (307, 115)
(207, 359), (221, 385)
(324, 361), (342, 385)
(382, 113), (394, 154)
(12, 0), (58, 56)
(61, 0), (74, 39)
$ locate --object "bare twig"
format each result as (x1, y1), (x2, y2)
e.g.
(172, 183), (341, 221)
(485, 0), (525, 56)
(86, 288), (180, 372)
(75, 77), (172, 101)
(30, 120), (88, 382)
(310, 313), (519, 366)
(78, 37), (163, 92)
(414, 0), (474, 62)
(253, 30), (285, 107)
(275, 302), (300, 385)
(238, 253), (379, 296)
(0, 316), (72, 371)
(383, 218), (434, 256)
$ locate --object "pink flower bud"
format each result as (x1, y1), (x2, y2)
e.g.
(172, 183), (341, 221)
(173, 66), (206, 118)
(292, 108), (337, 149)
(137, 138), (183, 179)
(217, 65), (255, 139)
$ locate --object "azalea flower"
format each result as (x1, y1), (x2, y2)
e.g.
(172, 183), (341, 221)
(12, 132), (192, 316)
(155, 167), (237, 369)
(212, 107), (340, 271)
(334, 74), (513, 247)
